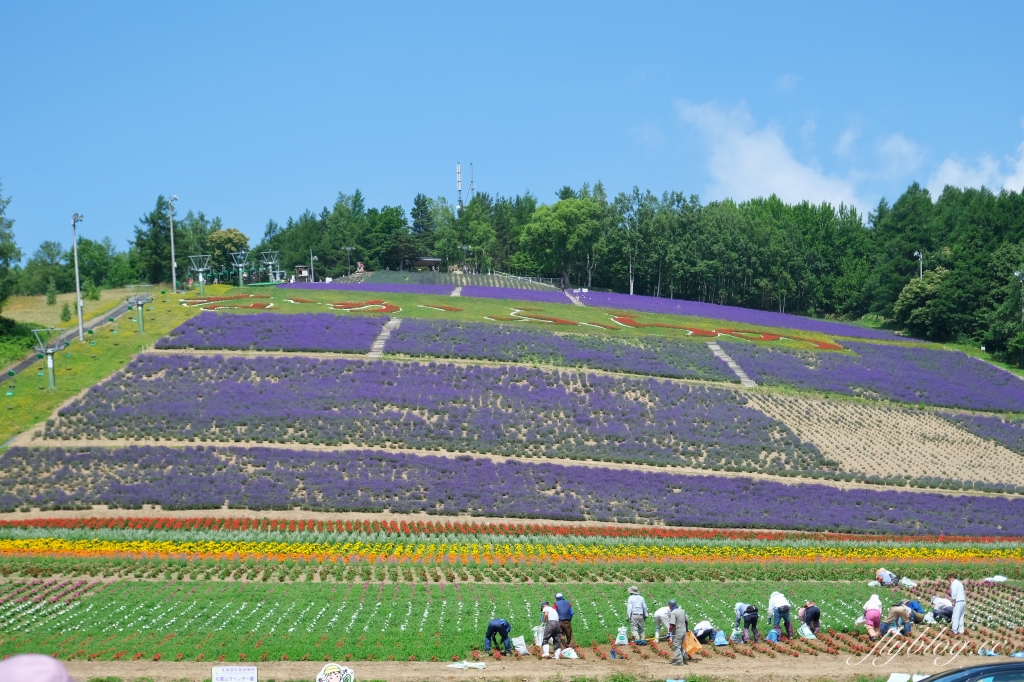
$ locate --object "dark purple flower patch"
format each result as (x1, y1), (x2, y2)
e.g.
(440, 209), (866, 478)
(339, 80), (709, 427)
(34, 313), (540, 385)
(155, 312), (386, 353)
(386, 318), (734, 382)
(460, 286), (571, 305)
(1, 445), (1019, 535)
(577, 291), (902, 341)
(49, 354), (830, 472)
(720, 340), (1024, 412)
(939, 413), (1024, 453)
(280, 282), (455, 295)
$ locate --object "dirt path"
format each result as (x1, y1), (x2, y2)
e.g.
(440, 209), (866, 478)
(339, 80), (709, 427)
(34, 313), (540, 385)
(60, 653), (986, 682)
(9, 432), (1014, 500)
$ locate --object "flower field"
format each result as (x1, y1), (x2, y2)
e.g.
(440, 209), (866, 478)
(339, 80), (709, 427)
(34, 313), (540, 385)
(45, 354), (833, 471)
(386, 318), (735, 381)
(577, 290), (904, 341)
(459, 286), (571, 304)
(4, 446), (1024, 535)
(722, 340), (1024, 412)
(155, 312), (388, 353)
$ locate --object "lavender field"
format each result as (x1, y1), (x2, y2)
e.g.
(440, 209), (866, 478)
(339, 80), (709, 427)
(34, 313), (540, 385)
(47, 354), (833, 472)
(460, 285), (570, 304)
(386, 318), (734, 381)
(155, 311), (386, 353)
(578, 290), (902, 341)
(279, 282), (456, 295)
(940, 413), (1024, 453)
(721, 340), (1024, 412)
(1, 445), (1018, 535)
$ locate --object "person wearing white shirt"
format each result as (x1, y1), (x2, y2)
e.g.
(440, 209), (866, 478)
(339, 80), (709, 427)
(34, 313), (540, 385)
(625, 586), (649, 644)
(692, 619), (716, 644)
(948, 574), (966, 635)
(539, 602), (563, 658)
(768, 591), (793, 638)
(931, 595), (953, 622)
(653, 605), (672, 641)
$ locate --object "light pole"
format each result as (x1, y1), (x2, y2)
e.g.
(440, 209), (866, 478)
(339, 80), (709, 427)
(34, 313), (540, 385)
(460, 245), (468, 272)
(1016, 271), (1024, 367)
(344, 246), (354, 276)
(310, 250), (318, 283)
(71, 213), (85, 342)
(913, 250), (923, 279)
(169, 195), (178, 293)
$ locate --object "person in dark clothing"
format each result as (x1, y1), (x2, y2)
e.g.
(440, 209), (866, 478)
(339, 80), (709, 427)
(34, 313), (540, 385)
(484, 618), (512, 654)
(799, 602), (821, 635)
(554, 592), (574, 647)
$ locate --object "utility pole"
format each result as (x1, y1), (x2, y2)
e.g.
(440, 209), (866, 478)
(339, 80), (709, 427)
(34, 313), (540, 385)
(310, 250), (318, 283)
(71, 213), (85, 342)
(169, 195), (179, 293)
(345, 246), (353, 276)
(913, 250), (923, 279)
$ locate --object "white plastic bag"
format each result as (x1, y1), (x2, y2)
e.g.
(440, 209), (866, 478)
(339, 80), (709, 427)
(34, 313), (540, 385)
(798, 623), (817, 639)
(868, 581), (881, 587)
(730, 627), (743, 643)
(532, 625), (544, 647)
(855, 615), (866, 626)
(511, 635), (529, 655)
(900, 577), (917, 588)
(615, 626), (629, 646)
(984, 575), (1009, 582)
(560, 648), (578, 659)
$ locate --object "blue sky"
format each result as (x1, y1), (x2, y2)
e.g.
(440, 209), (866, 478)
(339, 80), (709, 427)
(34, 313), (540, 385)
(2, 1), (1024, 260)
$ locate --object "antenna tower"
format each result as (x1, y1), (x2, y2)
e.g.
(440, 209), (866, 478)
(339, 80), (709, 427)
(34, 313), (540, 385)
(456, 163), (463, 215)
(469, 163), (475, 202)
(188, 255), (212, 296)
(32, 327), (66, 390)
(127, 284), (153, 334)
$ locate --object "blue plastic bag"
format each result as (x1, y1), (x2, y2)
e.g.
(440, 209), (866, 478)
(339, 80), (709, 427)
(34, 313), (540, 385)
(766, 628), (780, 643)
(714, 630), (728, 646)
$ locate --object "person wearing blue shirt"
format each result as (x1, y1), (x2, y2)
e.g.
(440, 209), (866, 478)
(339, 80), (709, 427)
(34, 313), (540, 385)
(554, 592), (575, 647)
(484, 618), (512, 655)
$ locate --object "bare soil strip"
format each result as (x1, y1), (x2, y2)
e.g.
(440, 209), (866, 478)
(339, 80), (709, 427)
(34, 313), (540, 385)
(61, 653), (983, 682)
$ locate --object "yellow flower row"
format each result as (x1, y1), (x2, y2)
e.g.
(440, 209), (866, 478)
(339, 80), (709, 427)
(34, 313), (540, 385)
(0, 537), (1017, 564)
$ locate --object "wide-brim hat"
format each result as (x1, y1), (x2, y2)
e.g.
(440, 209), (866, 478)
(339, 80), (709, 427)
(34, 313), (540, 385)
(629, 586), (639, 594)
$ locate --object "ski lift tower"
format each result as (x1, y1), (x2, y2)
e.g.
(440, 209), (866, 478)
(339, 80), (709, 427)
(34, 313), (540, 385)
(32, 327), (65, 391)
(455, 162), (476, 218)
(261, 251), (280, 283)
(231, 250), (249, 287)
(189, 255), (212, 295)
(127, 284), (153, 334)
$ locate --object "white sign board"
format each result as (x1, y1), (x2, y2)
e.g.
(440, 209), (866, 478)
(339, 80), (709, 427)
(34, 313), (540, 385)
(212, 665), (258, 682)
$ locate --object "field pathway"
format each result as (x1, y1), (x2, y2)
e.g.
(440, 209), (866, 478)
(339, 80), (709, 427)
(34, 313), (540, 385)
(450, 286), (463, 296)
(708, 341), (757, 387)
(367, 317), (402, 358)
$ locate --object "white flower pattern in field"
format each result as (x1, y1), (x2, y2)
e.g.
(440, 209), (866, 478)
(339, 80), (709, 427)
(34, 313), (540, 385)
(748, 393), (1024, 486)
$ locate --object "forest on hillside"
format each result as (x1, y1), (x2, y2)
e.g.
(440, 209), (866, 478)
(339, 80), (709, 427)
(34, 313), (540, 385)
(1, 179), (1023, 363)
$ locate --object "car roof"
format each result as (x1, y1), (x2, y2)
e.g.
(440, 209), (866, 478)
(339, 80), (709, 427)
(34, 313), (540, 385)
(922, 662), (1024, 682)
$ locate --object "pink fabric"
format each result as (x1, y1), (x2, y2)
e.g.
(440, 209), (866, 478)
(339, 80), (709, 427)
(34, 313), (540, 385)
(0, 654), (71, 682)
(865, 609), (882, 628)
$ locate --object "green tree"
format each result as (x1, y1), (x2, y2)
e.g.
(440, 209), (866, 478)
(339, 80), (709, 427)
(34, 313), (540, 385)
(45, 278), (57, 305)
(207, 228), (250, 274)
(0, 181), (22, 313)
(60, 301), (72, 322)
(892, 266), (949, 339)
(520, 197), (603, 286)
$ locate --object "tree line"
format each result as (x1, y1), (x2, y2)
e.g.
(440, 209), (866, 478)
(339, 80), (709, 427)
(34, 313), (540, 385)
(0, 179), (1022, 364)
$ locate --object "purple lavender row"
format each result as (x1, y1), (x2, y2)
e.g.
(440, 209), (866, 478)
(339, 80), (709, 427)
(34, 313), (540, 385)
(2, 445), (1020, 535)
(459, 286), (571, 305)
(279, 282), (455, 295)
(155, 312), (387, 353)
(50, 354), (830, 471)
(938, 413), (1024, 453)
(577, 290), (902, 341)
(386, 318), (735, 382)
(721, 340), (1024, 412)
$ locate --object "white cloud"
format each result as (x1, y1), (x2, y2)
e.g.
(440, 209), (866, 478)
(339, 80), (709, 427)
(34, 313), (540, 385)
(926, 155), (1002, 197)
(675, 100), (860, 208)
(776, 73), (800, 91)
(876, 134), (924, 178)
(834, 128), (859, 156)
(629, 122), (666, 151)
(1003, 140), (1024, 192)
(800, 119), (817, 145)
